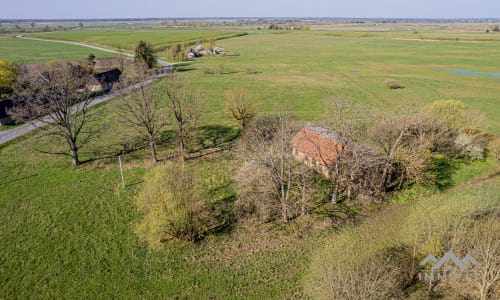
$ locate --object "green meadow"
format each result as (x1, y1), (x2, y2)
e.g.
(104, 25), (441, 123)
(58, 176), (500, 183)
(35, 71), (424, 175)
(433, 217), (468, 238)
(0, 36), (113, 63)
(18, 29), (500, 132)
(308, 29), (500, 41)
(1, 29), (499, 298)
(189, 32), (500, 132)
(33, 29), (246, 51)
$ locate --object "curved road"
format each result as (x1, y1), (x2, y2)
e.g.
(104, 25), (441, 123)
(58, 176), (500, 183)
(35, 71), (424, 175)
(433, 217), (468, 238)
(16, 35), (172, 67)
(0, 36), (172, 145)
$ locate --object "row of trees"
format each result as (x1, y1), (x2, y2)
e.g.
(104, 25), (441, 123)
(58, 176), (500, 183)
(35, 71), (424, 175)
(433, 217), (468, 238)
(165, 38), (218, 61)
(0, 22), (85, 33)
(118, 63), (206, 164)
(165, 42), (188, 61)
(8, 59), (257, 167)
(9, 62), (200, 166)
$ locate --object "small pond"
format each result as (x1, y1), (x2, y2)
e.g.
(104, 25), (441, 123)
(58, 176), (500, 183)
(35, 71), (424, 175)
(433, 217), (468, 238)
(435, 68), (500, 79)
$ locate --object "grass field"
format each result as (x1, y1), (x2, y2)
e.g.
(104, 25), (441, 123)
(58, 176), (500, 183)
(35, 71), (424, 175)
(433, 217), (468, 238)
(187, 31), (500, 132)
(1, 28), (500, 298)
(0, 36), (114, 63)
(33, 29), (247, 51)
(7, 29), (500, 132)
(0, 126), (329, 298)
(308, 29), (500, 41)
(0, 127), (497, 298)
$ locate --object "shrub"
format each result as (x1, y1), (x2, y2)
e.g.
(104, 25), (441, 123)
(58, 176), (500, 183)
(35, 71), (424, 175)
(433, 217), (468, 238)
(493, 25), (499, 32)
(385, 79), (404, 89)
(135, 162), (222, 245)
(422, 99), (466, 129)
(455, 133), (484, 160)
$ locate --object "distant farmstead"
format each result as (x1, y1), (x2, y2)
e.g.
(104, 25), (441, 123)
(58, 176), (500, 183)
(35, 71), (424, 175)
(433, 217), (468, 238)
(291, 125), (341, 178)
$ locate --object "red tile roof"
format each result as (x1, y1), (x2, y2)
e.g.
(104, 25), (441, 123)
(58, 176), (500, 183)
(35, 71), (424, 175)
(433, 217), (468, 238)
(291, 126), (340, 166)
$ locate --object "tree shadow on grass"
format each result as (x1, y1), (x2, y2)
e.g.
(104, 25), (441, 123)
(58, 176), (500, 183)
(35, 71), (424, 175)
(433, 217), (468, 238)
(158, 129), (177, 146)
(80, 125), (239, 165)
(427, 155), (460, 191)
(192, 125), (240, 151)
(173, 62), (196, 73)
(202, 192), (237, 239)
(175, 67), (196, 73)
(0, 173), (38, 186)
(81, 135), (158, 165)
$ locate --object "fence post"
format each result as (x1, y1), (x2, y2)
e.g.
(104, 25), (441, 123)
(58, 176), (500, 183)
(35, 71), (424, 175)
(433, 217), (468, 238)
(119, 155), (125, 188)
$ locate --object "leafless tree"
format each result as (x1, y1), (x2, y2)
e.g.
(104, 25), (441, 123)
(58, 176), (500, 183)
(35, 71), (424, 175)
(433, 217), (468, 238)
(368, 110), (413, 190)
(118, 64), (167, 163)
(160, 73), (205, 162)
(235, 113), (301, 223)
(116, 50), (131, 73)
(322, 98), (367, 203)
(469, 218), (499, 300)
(338, 145), (386, 201)
(295, 163), (319, 216)
(450, 215), (500, 300)
(368, 110), (458, 191)
(10, 62), (95, 166)
(225, 88), (257, 130)
(310, 248), (408, 300)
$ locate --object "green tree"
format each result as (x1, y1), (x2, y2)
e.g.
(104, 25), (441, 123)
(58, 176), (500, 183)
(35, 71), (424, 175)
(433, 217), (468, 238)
(166, 43), (182, 61)
(180, 41), (189, 61)
(0, 60), (17, 98)
(86, 53), (96, 73)
(134, 40), (157, 69)
(205, 38), (215, 51)
(422, 99), (465, 128)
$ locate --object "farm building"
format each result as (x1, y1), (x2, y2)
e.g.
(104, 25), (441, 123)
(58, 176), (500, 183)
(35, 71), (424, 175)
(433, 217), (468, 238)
(35, 67), (122, 93)
(0, 99), (14, 125)
(291, 125), (341, 178)
(87, 68), (122, 92)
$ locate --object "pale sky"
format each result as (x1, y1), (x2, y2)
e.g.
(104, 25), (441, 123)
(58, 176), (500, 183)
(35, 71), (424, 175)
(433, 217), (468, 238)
(1, 0), (500, 19)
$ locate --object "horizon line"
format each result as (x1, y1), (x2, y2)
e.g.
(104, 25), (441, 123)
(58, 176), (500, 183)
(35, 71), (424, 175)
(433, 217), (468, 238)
(1, 17), (500, 22)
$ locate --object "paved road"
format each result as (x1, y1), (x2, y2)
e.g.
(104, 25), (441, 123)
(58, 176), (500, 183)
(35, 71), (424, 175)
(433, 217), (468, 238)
(0, 73), (165, 145)
(0, 37), (172, 145)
